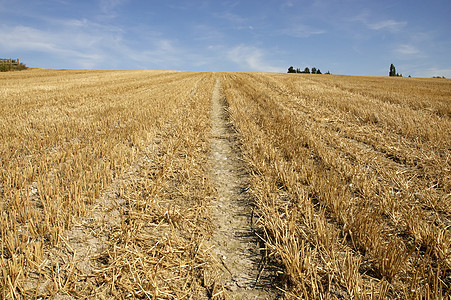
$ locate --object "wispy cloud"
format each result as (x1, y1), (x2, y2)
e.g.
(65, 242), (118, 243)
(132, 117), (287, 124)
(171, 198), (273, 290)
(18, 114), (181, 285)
(0, 24), (105, 68)
(216, 11), (247, 25)
(98, 0), (127, 17)
(353, 12), (407, 32)
(227, 45), (283, 72)
(422, 67), (451, 78)
(281, 1), (294, 9)
(0, 16), (182, 70)
(395, 44), (420, 55)
(191, 24), (224, 41)
(281, 24), (325, 38)
(367, 19), (407, 31)
(167, 1), (210, 11)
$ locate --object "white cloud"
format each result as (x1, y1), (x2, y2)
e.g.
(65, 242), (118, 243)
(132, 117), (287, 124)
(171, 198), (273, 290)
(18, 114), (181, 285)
(98, 0), (127, 17)
(227, 45), (283, 72)
(281, 1), (294, 9)
(367, 19), (407, 31)
(353, 12), (407, 32)
(191, 24), (224, 41)
(216, 11), (247, 25)
(281, 24), (325, 38)
(0, 22), (119, 68)
(421, 68), (451, 78)
(0, 16), (183, 70)
(395, 44), (420, 55)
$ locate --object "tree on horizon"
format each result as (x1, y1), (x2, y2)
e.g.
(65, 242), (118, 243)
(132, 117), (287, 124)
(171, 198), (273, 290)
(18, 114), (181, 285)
(389, 64), (402, 77)
(389, 64), (396, 76)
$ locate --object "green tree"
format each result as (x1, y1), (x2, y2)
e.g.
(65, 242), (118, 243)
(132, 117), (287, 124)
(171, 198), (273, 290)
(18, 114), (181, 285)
(288, 66), (295, 73)
(389, 64), (396, 76)
(304, 67), (310, 74)
(311, 67), (317, 74)
(316, 69), (322, 74)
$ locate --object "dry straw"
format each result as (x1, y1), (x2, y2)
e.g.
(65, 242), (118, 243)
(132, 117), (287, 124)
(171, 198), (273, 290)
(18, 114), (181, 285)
(0, 70), (223, 298)
(220, 72), (450, 298)
(1, 69), (449, 299)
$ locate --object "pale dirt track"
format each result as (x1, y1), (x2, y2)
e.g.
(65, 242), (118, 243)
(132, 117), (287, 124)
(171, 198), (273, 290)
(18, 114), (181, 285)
(209, 77), (277, 299)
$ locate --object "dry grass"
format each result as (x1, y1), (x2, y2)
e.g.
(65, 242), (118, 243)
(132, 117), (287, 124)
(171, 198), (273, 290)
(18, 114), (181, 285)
(1, 69), (450, 299)
(0, 69), (223, 298)
(220, 72), (450, 299)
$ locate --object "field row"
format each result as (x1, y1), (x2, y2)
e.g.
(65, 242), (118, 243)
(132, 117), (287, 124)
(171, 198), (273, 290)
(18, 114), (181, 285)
(1, 69), (450, 299)
(1, 70), (223, 298)
(220, 72), (450, 298)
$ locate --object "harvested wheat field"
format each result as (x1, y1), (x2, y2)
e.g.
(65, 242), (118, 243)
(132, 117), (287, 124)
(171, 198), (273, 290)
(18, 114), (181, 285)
(0, 69), (450, 299)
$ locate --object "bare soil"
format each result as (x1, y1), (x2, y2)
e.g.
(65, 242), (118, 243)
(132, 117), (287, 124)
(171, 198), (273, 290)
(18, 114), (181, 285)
(209, 77), (278, 299)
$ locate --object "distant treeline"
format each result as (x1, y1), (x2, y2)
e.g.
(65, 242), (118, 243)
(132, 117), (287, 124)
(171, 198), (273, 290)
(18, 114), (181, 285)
(287, 66), (330, 74)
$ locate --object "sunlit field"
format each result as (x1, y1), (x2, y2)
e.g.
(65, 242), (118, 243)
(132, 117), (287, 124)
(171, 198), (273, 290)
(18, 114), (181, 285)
(221, 72), (450, 298)
(1, 69), (449, 299)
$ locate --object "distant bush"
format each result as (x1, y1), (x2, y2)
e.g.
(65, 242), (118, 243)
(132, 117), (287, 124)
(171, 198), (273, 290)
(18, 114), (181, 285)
(0, 61), (27, 72)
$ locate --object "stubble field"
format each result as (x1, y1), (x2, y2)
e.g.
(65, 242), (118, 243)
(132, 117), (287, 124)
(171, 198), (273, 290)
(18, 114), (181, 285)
(0, 69), (450, 299)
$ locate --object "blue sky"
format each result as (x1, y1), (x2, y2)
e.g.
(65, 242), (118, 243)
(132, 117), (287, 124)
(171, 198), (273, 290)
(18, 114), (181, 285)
(0, 0), (450, 77)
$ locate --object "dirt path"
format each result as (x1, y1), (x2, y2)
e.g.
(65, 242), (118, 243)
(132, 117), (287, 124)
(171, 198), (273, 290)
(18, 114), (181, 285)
(209, 77), (276, 299)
